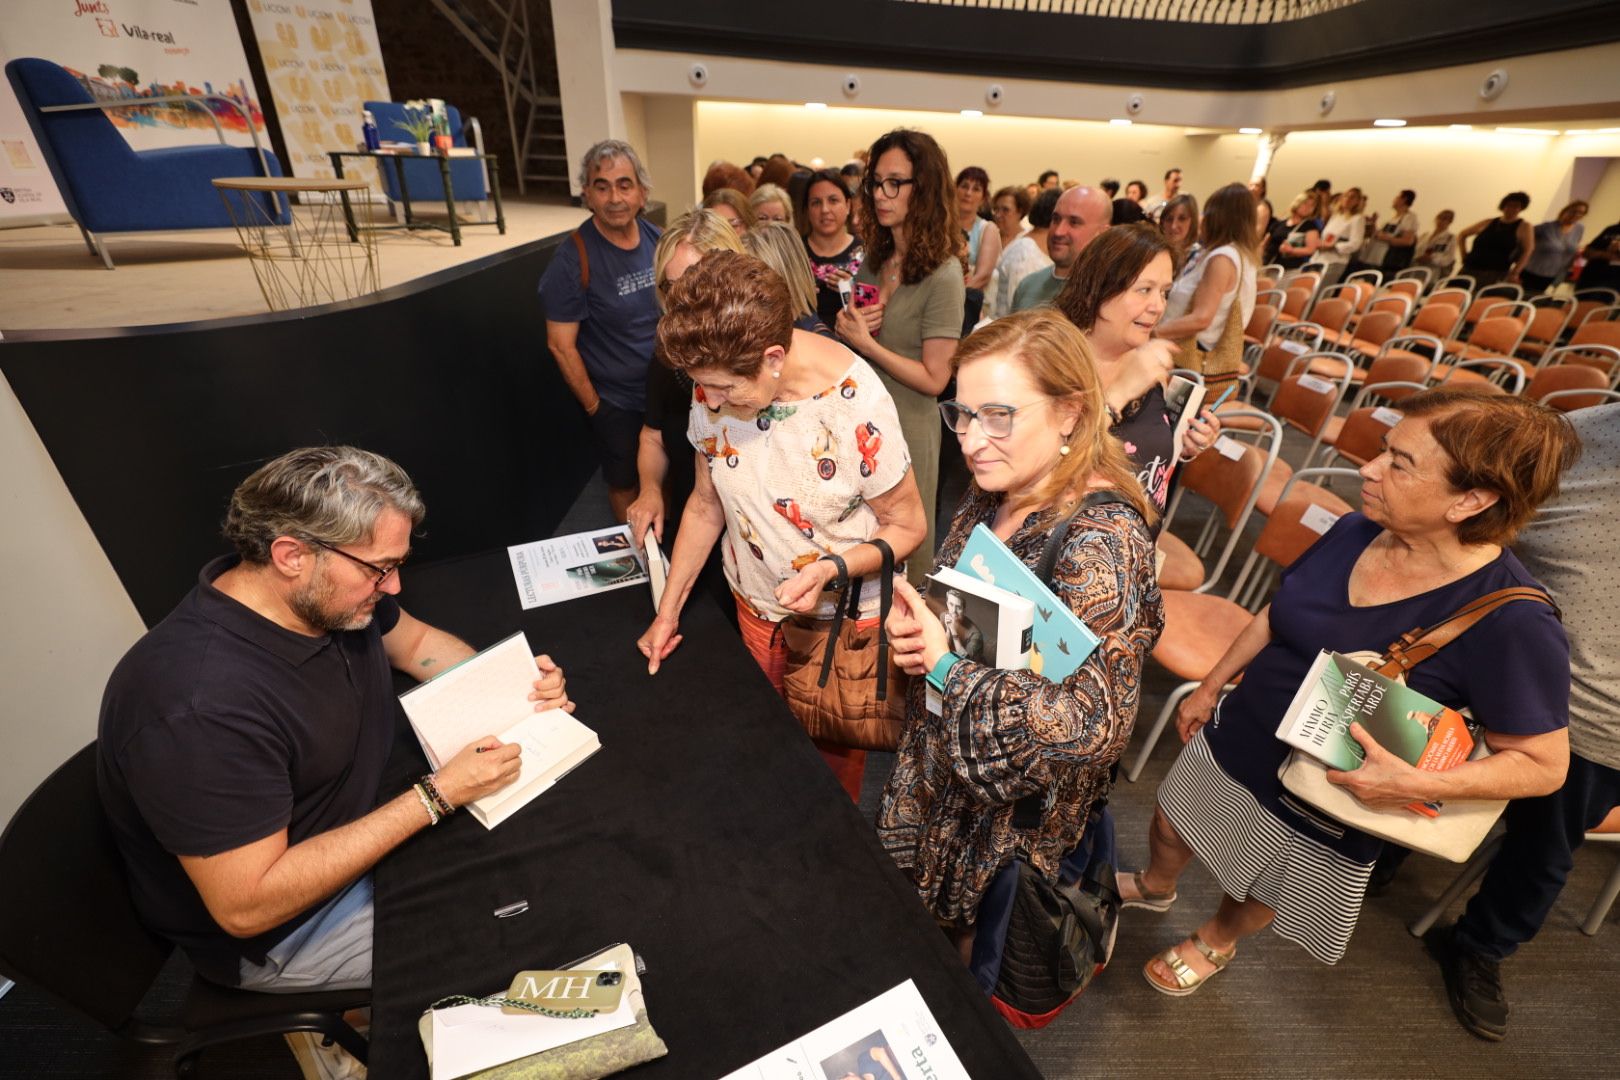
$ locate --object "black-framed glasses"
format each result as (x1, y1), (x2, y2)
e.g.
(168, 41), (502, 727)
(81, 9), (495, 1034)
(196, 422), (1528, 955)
(309, 538), (404, 587)
(866, 176), (916, 199)
(938, 399), (1049, 439)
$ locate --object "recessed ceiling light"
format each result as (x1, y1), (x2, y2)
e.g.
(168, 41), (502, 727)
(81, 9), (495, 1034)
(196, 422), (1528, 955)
(1495, 126), (1554, 135)
(804, 101), (827, 110)
(960, 109), (983, 118)
(1449, 124), (1473, 131)
(1238, 127), (1262, 135)
(1110, 118), (1133, 126)
(1372, 118), (1406, 128)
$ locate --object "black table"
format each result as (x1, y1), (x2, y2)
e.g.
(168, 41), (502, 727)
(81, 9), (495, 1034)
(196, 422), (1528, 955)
(369, 548), (1041, 1079)
(329, 149), (507, 246)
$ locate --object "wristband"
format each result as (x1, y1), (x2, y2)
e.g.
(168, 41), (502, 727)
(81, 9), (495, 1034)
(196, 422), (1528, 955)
(926, 651), (962, 693)
(421, 773), (455, 817)
(413, 784), (440, 826)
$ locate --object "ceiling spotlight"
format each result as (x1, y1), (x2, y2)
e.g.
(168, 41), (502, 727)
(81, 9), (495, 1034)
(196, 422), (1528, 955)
(1372, 118), (1406, 128)
(960, 109), (983, 119)
(1238, 127), (1262, 135)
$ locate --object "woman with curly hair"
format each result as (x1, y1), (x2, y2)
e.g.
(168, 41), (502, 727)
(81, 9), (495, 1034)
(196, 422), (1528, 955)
(835, 128), (966, 585)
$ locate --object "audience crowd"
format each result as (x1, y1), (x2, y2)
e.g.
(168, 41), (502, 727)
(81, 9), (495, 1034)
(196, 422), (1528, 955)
(93, 122), (1620, 1080)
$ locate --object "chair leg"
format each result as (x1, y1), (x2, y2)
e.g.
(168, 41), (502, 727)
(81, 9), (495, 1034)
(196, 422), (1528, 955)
(1127, 681), (1195, 783)
(1581, 848), (1620, 936)
(1408, 832), (1505, 937)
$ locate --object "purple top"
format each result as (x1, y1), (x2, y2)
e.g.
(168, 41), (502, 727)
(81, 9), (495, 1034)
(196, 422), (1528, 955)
(1204, 512), (1569, 861)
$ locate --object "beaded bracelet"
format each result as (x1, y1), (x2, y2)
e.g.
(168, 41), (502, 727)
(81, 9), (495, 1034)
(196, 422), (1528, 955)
(421, 773), (455, 817)
(429, 993), (598, 1020)
(413, 784), (440, 826)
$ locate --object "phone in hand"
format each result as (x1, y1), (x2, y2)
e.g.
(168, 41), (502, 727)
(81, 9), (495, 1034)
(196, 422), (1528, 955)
(837, 277), (854, 309)
(852, 282), (880, 309)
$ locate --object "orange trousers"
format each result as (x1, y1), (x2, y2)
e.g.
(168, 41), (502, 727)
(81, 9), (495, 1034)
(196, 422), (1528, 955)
(734, 596), (866, 804)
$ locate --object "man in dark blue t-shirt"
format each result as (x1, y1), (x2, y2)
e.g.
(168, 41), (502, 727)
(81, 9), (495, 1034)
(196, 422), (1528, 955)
(97, 447), (574, 1023)
(540, 139), (662, 522)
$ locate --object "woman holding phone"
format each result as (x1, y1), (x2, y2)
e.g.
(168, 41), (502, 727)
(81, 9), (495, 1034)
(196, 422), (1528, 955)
(799, 167), (864, 329)
(1055, 224), (1223, 518)
(835, 128), (967, 586)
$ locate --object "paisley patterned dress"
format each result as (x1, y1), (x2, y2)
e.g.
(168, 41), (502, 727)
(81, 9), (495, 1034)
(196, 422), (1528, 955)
(877, 485), (1164, 925)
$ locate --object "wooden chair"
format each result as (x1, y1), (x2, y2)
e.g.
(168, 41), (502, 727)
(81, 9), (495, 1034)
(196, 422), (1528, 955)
(1245, 320), (1325, 397)
(1345, 268), (1383, 291)
(1155, 410), (1283, 594)
(1434, 273), (1478, 296)
(1568, 290), (1620, 336)
(1311, 376), (1432, 470)
(1513, 297), (1576, 363)
(1307, 295), (1355, 345)
(1393, 266), (1434, 291)
(1564, 307), (1620, 357)
(1409, 806), (1620, 939)
(1440, 301), (1534, 364)
(1545, 343), (1620, 387)
(1273, 284), (1316, 325)
(1246, 351), (1355, 515)
(1129, 467), (1359, 782)
(1343, 309), (1407, 364)
(1441, 356), (1526, 395)
(1259, 262), (1285, 281)
(1457, 282), (1524, 328)
(1410, 297), (1465, 341)
(1380, 278), (1425, 305)
(1541, 388), (1620, 411)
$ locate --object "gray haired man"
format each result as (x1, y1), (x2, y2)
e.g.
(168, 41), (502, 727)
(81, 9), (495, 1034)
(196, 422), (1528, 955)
(97, 447), (572, 1075)
(539, 139), (662, 522)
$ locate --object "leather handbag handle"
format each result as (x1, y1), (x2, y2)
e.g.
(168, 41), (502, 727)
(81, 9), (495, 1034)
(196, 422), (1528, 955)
(814, 538), (895, 700)
(1370, 586), (1558, 678)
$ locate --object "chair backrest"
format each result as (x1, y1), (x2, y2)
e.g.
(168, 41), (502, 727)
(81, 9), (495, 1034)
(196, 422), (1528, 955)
(1435, 274), (1477, 295)
(5, 58), (140, 224)
(1256, 275), (1278, 294)
(1256, 321), (1325, 382)
(1462, 283), (1524, 321)
(1540, 388), (1620, 411)
(1546, 343), (1620, 387)
(1521, 299), (1574, 349)
(1446, 357), (1525, 395)
(1276, 351), (1353, 439)
(0, 743), (173, 1036)
(1245, 302), (1279, 342)
(1568, 316), (1620, 353)
(1394, 266), (1433, 289)
(1526, 363), (1612, 409)
(1411, 301), (1462, 339)
(1463, 314), (1529, 357)
(1365, 291), (1414, 322)
(1366, 340), (1441, 390)
(1176, 411), (1281, 530)
(1280, 285), (1313, 319)
(1571, 293), (1620, 330)
(1227, 467), (1359, 608)
(1351, 309), (1404, 351)
(1309, 296), (1354, 334)
(1344, 268), (1383, 290)
(1259, 262), (1285, 280)
(1328, 401), (1404, 467)
(1382, 278), (1424, 303)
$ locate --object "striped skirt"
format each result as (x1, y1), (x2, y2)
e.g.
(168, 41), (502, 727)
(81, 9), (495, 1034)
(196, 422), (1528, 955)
(1158, 730), (1374, 964)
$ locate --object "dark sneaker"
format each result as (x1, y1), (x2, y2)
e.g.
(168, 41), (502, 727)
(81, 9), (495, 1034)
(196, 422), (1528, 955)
(1424, 925), (1509, 1041)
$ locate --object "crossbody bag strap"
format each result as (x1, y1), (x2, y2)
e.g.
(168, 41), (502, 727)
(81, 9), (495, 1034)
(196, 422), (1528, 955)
(1371, 586), (1558, 678)
(572, 228), (590, 290)
(814, 538), (895, 697)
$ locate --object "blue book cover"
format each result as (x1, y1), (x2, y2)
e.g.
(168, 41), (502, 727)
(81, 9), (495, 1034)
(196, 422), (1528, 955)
(955, 524), (1101, 682)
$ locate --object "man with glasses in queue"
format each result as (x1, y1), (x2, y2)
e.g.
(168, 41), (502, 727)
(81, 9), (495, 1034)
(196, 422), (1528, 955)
(97, 446), (572, 1079)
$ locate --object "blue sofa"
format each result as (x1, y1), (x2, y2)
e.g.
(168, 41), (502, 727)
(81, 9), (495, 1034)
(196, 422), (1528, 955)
(6, 57), (289, 269)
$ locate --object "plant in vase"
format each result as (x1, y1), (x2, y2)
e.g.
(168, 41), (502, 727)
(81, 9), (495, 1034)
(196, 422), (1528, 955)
(429, 98), (453, 153)
(393, 101), (435, 155)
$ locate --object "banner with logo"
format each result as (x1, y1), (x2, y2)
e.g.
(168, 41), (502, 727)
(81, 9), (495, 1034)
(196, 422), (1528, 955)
(0, 0), (269, 224)
(245, 0), (391, 182)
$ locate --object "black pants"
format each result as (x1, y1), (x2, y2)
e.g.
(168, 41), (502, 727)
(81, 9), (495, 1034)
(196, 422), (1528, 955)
(1454, 750), (1620, 961)
(1518, 271), (1556, 296)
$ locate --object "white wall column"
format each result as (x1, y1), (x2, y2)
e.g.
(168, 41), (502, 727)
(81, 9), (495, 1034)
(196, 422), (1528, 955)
(1252, 131), (1287, 183)
(641, 95), (699, 215)
(550, 0), (628, 196)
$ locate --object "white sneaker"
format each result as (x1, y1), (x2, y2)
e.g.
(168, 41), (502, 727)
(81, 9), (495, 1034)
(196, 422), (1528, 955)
(283, 1031), (367, 1080)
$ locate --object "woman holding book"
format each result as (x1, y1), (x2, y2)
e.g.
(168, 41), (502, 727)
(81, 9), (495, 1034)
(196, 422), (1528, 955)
(877, 309), (1164, 958)
(636, 252), (926, 802)
(1055, 223), (1223, 518)
(1121, 387), (1577, 995)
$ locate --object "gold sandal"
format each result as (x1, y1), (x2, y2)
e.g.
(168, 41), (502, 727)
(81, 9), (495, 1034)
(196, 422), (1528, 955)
(1119, 870), (1178, 913)
(1143, 932), (1236, 997)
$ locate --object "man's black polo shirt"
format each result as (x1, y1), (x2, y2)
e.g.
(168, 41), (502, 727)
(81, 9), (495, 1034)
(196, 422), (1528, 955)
(97, 556), (400, 986)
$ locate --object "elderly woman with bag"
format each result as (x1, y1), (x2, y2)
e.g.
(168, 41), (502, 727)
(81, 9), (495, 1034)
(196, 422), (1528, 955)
(1122, 386), (1579, 996)
(878, 310), (1164, 1011)
(637, 252), (926, 801)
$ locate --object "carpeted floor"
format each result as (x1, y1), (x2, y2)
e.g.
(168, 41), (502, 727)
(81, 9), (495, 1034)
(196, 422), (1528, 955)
(3, 426), (1615, 1079)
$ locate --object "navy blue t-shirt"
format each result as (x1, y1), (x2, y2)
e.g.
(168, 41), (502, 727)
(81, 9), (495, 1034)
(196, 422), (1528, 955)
(1204, 513), (1569, 861)
(538, 216), (662, 412)
(97, 557), (402, 985)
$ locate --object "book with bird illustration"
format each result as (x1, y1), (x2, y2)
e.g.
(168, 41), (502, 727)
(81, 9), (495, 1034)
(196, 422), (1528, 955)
(954, 524), (1102, 684)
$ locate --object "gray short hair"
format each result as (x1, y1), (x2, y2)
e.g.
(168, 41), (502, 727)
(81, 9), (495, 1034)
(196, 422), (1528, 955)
(223, 446), (425, 564)
(577, 139), (652, 193)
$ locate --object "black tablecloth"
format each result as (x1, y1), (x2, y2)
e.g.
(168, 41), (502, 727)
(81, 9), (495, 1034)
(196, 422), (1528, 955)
(370, 549), (1041, 1079)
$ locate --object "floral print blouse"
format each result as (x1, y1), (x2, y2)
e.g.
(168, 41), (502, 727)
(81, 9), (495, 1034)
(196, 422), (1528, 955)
(877, 484), (1164, 925)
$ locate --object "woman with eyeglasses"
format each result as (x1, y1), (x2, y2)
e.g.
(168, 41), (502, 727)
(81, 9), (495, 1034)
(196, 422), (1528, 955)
(877, 308), (1164, 962)
(835, 128), (967, 588)
(799, 168), (864, 330)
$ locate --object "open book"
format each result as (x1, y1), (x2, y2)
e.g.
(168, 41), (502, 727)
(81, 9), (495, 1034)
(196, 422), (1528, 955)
(923, 566), (1034, 714)
(1276, 650), (1474, 818)
(398, 631), (600, 829)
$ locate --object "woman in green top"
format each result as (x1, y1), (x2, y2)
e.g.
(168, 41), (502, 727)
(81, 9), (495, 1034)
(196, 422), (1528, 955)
(836, 128), (966, 585)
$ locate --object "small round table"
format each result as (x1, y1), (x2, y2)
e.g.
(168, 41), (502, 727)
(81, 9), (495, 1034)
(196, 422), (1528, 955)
(212, 176), (380, 312)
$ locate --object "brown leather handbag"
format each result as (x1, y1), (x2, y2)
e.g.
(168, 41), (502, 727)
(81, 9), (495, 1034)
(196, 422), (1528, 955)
(782, 539), (907, 752)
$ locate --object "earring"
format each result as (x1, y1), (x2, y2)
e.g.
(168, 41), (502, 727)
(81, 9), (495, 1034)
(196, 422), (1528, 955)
(771, 370), (780, 379)
(1059, 444), (1071, 456)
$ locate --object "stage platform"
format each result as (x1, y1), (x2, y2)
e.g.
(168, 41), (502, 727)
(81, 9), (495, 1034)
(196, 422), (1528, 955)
(0, 198), (589, 334)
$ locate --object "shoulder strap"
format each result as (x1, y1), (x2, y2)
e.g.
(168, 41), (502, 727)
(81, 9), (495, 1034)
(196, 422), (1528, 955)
(815, 539), (896, 700)
(1371, 586), (1558, 678)
(572, 228), (590, 291)
(1035, 491), (1132, 588)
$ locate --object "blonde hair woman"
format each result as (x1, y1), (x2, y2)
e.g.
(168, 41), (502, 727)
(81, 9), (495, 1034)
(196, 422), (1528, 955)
(743, 221), (825, 331)
(879, 309), (1164, 956)
(701, 187), (755, 236)
(749, 182), (795, 227)
(627, 209), (743, 548)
